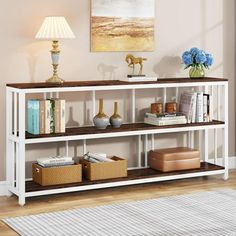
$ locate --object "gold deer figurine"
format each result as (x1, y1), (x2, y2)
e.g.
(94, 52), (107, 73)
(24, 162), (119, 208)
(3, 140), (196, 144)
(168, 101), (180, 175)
(125, 54), (147, 76)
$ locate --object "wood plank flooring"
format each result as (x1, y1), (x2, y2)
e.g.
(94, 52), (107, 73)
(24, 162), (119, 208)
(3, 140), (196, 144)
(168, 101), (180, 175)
(0, 171), (236, 236)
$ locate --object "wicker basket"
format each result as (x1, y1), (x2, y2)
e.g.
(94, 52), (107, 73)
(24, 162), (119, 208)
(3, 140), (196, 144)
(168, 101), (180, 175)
(80, 156), (127, 181)
(32, 163), (82, 186)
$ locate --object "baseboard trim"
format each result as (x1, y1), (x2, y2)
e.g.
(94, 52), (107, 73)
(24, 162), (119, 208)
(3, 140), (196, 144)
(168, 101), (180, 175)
(0, 157), (235, 196)
(0, 181), (7, 196)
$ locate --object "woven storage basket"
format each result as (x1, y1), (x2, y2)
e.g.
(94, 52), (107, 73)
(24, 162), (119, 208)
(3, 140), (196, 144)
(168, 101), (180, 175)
(80, 156), (127, 181)
(32, 163), (82, 186)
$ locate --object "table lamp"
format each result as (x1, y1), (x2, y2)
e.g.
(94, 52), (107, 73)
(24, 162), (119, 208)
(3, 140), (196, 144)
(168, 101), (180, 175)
(35, 16), (75, 84)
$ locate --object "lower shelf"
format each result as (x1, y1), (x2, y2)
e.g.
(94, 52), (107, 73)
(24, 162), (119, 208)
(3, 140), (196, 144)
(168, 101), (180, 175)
(25, 162), (224, 197)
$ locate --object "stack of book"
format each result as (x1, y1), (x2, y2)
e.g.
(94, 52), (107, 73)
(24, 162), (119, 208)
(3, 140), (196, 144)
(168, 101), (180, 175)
(144, 112), (187, 126)
(37, 156), (74, 168)
(179, 91), (213, 123)
(27, 99), (66, 135)
(127, 76), (158, 82)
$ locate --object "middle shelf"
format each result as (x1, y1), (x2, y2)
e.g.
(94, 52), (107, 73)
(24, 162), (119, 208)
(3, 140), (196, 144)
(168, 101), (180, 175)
(23, 120), (225, 144)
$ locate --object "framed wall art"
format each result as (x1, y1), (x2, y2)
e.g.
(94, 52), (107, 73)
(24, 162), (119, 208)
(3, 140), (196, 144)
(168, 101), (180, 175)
(91, 0), (155, 52)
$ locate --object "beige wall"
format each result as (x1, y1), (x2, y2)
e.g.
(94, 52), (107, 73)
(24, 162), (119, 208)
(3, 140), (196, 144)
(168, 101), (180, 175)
(0, 0), (235, 180)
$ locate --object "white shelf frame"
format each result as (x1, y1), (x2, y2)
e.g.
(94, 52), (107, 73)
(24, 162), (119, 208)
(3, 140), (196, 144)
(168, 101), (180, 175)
(6, 80), (229, 206)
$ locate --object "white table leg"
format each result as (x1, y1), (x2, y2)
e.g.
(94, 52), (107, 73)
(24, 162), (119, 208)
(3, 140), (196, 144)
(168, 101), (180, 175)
(18, 92), (26, 206)
(6, 88), (13, 196)
(223, 83), (229, 180)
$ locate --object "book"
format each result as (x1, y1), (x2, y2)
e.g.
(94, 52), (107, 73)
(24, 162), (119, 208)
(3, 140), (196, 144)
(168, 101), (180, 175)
(144, 116), (187, 126)
(27, 100), (40, 135)
(178, 91), (213, 124)
(39, 100), (51, 134)
(38, 161), (75, 167)
(60, 100), (66, 132)
(203, 94), (208, 122)
(39, 100), (45, 134)
(179, 92), (196, 123)
(37, 156), (73, 164)
(209, 94), (213, 121)
(145, 112), (186, 120)
(203, 93), (213, 122)
(196, 92), (204, 122)
(54, 99), (66, 133)
(126, 76), (158, 82)
(29, 98), (66, 134)
(84, 152), (113, 163)
(45, 100), (51, 133)
(191, 92), (197, 123)
(27, 100), (33, 134)
(49, 99), (55, 133)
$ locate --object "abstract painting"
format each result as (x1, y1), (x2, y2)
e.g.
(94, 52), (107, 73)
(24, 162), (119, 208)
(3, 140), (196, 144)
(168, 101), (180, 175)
(91, 0), (155, 52)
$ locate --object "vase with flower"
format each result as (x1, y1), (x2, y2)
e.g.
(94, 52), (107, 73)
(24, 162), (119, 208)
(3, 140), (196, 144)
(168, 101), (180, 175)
(182, 47), (213, 78)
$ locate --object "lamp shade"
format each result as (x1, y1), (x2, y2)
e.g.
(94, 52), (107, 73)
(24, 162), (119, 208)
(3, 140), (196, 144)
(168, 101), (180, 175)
(35, 16), (75, 40)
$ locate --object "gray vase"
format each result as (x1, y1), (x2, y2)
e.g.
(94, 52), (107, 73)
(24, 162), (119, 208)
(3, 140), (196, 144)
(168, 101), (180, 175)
(110, 102), (123, 128)
(93, 99), (110, 129)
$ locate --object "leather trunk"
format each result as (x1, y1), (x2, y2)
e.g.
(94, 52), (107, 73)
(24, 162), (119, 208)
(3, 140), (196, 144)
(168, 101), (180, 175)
(148, 147), (200, 172)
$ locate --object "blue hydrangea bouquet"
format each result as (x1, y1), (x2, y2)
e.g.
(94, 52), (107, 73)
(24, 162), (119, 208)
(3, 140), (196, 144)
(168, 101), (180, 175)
(182, 47), (213, 78)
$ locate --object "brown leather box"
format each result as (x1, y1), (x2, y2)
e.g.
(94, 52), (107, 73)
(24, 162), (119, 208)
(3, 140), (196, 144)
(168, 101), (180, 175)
(148, 147), (200, 172)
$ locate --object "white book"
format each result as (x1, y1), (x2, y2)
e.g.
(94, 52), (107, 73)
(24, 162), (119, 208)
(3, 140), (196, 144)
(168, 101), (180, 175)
(145, 113), (186, 120)
(45, 100), (51, 134)
(38, 161), (74, 167)
(127, 76), (158, 82)
(60, 100), (66, 133)
(191, 92), (197, 123)
(39, 100), (51, 134)
(85, 152), (113, 162)
(203, 94), (209, 122)
(39, 100), (45, 134)
(196, 92), (204, 122)
(144, 117), (187, 126)
(54, 99), (66, 133)
(83, 153), (107, 163)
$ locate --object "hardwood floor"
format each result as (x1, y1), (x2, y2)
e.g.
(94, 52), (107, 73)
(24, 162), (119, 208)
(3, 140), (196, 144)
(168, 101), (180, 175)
(0, 171), (236, 236)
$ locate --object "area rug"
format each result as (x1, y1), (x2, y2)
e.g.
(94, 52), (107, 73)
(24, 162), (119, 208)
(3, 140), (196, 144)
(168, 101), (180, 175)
(3, 189), (236, 236)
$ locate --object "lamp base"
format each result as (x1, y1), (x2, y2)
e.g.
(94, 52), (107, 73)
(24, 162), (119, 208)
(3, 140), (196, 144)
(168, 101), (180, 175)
(46, 75), (64, 84)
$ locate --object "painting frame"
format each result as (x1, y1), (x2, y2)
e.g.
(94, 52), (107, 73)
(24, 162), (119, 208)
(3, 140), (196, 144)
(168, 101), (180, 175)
(90, 0), (155, 52)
